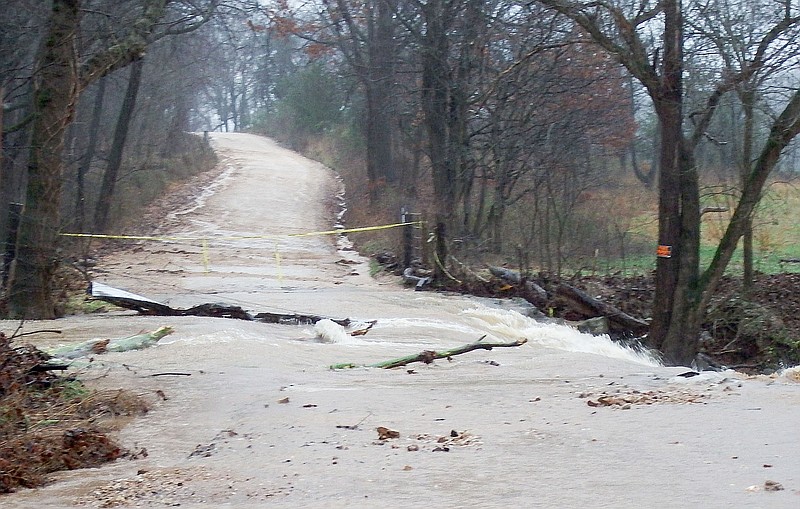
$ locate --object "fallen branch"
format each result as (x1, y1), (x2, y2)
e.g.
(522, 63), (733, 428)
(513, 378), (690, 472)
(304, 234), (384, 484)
(47, 326), (174, 359)
(555, 283), (649, 334)
(330, 336), (528, 369)
(13, 329), (63, 338)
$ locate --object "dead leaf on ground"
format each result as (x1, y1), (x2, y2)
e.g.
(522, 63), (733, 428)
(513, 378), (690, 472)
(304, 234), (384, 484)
(585, 389), (710, 408)
(90, 339), (110, 354)
(188, 443), (215, 458)
(376, 426), (400, 440)
(278, 397), (290, 404)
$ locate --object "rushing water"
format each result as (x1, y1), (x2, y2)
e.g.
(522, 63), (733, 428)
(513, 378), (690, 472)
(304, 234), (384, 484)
(315, 308), (660, 367)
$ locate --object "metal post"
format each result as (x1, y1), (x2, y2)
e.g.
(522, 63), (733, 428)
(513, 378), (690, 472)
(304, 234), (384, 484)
(401, 207), (413, 269)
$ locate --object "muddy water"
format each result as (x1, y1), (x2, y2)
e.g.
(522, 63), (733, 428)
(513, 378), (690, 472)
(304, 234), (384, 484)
(3, 133), (800, 508)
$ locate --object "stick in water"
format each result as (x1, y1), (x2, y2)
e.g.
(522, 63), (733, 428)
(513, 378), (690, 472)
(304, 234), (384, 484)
(330, 336), (528, 369)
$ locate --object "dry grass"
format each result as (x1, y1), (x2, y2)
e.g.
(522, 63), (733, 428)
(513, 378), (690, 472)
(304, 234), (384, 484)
(0, 331), (148, 493)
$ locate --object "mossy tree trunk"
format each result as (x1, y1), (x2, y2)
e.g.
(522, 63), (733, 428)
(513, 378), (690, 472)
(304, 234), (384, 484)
(7, 0), (81, 319)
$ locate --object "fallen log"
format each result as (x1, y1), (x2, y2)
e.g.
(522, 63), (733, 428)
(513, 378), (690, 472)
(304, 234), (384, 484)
(555, 283), (649, 334)
(488, 266), (548, 304)
(90, 282), (349, 325)
(90, 282), (175, 315)
(330, 336), (528, 369)
(102, 296), (256, 320)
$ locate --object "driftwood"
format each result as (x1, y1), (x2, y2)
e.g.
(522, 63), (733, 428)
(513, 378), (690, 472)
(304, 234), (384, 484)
(48, 326), (174, 359)
(330, 336), (528, 369)
(555, 283), (649, 334)
(91, 282), (350, 326)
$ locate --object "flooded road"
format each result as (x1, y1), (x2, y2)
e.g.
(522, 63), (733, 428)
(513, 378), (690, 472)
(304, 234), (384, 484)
(3, 133), (799, 508)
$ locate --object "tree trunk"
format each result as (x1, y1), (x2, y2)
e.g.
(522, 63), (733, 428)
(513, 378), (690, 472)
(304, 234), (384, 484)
(161, 97), (189, 157)
(76, 78), (107, 232)
(421, 0), (456, 278)
(239, 86), (249, 130)
(7, 0), (81, 319)
(228, 80), (238, 131)
(451, 0), (481, 233)
(0, 85), (5, 248)
(739, 87), (756, 292)
(364, 84), (392, 200)
(660, 146), (701, 364)
(94, 58), (145, 233)
(0, 86), (5, 252)
(433, 219), (449, 281)
(489, 202), (505, 253)
(365, 0), (395, 198)
(0, 93), (30, 258)
(647, 0), (687, 359)
(489, 157), (507, 252)
(627, 74), (655, 188)
(329, 0), (396, 201)
(554, 283), (650, 334)
(696, 88), (800, 315)
(0, 85), (4, 192)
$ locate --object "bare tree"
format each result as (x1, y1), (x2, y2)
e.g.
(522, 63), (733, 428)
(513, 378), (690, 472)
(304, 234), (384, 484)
(0, 2), (46, 259)
(537, 0), (800, 364)
(4, 0), (220, 319)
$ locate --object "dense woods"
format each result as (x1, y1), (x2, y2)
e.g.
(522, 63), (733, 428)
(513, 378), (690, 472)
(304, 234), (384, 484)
(2, 0), (800, 365)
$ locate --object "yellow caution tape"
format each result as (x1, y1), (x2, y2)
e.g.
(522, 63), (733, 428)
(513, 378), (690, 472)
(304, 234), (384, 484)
(59, 221), (423, 242)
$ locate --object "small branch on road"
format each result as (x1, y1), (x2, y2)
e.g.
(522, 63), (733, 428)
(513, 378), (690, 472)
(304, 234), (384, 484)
(330, 336), (528, 369)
